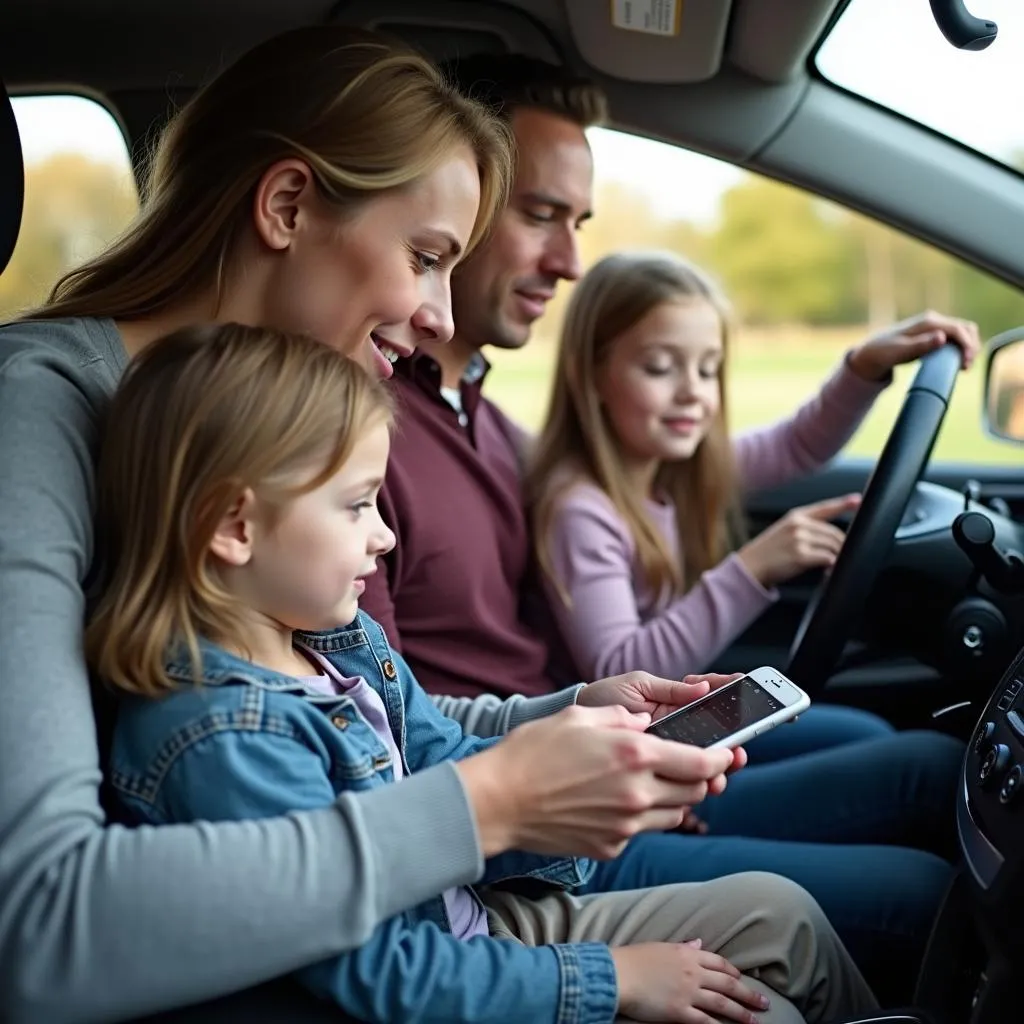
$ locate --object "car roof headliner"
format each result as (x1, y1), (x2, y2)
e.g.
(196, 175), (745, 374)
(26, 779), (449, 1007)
(3, 0), (1023, 289)
(1, 0), (836, 92)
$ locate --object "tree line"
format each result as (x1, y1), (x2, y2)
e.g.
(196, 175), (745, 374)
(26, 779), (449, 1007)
(3, 153), (1023, 342)
(558, 176), (1024, 344)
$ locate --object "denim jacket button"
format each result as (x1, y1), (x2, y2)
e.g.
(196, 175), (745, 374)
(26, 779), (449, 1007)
(331, 714), (349, 730)
(382, 660), (397, 680)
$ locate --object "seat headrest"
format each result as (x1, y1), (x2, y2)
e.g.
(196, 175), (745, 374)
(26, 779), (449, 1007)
(0, 79), (25, 276)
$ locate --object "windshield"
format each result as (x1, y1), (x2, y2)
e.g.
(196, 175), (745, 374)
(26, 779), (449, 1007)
(816, 0), (1024, 173)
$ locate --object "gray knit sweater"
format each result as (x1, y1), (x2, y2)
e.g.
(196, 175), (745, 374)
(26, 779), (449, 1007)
(0, 316), (578, 1024)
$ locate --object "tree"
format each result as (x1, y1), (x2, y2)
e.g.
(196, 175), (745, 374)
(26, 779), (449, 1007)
(0, 154), (137, 319)
(951, 263), (1024, 342)
(706, 178), (861, 325)
(845, 213), (956, 329)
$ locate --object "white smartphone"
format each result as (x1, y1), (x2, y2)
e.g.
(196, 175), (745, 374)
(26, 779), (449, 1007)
(645, 667), (810, 750)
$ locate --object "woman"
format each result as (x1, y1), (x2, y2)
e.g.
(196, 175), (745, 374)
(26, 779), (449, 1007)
(0, 27), (734, 1023)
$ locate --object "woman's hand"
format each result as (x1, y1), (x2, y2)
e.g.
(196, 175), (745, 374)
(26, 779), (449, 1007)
(738, 493), (861, 588)
(612, 939), (770, 1023)
(455, 704), (736, 860)
(848, 310), (981, 382)
(578, 671), (748, 789)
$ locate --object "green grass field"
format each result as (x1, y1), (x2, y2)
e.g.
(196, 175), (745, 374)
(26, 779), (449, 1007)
(482, 324), (1018, 468)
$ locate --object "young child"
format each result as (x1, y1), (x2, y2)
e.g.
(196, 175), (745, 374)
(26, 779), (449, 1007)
(87, 322), (878, 1024)
(528, 250), (978, 684)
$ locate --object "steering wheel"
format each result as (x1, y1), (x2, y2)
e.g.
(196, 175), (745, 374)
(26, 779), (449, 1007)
(786, 343), (963, 696)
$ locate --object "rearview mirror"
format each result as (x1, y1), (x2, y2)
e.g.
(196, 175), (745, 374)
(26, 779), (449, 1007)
(984, 328), (1024, 445)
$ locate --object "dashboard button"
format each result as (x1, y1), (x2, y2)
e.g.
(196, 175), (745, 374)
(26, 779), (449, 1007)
(974, 720), (996, 756)
(980, 743), (1011, 788)
(1007, 710), (1024, 744)
(999, 764), (1022, 805)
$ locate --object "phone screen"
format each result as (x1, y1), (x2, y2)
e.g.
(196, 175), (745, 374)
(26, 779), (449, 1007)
(648, 676), (785, 748)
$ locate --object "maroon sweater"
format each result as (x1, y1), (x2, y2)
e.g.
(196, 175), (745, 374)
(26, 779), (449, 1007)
(361, 354), (559, 700)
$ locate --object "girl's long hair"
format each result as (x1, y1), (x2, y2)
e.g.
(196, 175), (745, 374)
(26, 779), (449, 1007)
(85, 323), (393, 697)
(528, 251), (743, 603)
(32, 26), (512, 322)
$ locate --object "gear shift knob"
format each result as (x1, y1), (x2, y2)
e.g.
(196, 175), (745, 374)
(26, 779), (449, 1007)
(953, 511), (1024, 594)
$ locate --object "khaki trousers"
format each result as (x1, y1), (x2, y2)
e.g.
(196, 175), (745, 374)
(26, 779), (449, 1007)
(484, 871), (879, 1024)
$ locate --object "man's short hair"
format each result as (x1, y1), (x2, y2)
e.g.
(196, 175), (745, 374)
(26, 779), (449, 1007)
(443, 52), (608, 129)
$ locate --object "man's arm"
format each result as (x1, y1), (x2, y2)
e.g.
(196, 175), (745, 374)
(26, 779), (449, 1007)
(432, 687), (583, 738)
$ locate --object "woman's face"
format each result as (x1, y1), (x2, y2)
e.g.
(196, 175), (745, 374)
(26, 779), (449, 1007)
(262, 146), (482, 379)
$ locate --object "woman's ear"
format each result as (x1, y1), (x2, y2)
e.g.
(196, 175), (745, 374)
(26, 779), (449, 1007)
(252, 159), (319, 252)
(209, 487), (259, 567)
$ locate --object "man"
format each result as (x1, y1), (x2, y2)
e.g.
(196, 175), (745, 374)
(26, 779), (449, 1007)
(361, 53), (960, 1002)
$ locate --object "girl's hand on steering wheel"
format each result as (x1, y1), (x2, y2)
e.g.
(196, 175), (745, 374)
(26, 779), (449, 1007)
(848, 310), (981, 381)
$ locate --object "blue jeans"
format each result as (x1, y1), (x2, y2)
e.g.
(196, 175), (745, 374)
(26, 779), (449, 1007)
(582, 705), (964, 1004)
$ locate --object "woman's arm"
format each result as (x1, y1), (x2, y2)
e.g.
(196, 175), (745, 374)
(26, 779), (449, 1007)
(130, 722), (616, 1024)
(0, 346), (485, 1024)
(541, 487), (775, 680)
(734, 354), (887, 493)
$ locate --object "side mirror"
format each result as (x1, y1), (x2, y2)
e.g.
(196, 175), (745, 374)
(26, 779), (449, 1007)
(984, 328), (1024, 445)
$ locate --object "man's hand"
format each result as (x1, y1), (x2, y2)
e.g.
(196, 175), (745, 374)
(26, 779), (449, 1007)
(578, 670), (740, 721)
(578, 671), (747, 786)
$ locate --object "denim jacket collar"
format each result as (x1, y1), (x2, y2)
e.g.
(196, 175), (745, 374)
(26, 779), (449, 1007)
(164, 615), (374, 698)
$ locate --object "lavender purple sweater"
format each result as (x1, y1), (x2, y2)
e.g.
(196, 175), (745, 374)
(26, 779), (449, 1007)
(540, 357), (888, 681)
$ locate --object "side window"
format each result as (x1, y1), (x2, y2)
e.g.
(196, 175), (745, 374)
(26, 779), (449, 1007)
(1, 94), (139, 319)
(485, 127), (1024, 465)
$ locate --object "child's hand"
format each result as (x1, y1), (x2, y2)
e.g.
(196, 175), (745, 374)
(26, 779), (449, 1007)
(848, 311), (981, 381)
(612, 939), (770, 1023)
(738, 494), (862, 588)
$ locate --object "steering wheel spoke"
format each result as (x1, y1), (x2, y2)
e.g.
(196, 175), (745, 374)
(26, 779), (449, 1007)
(786, 344), (963, 696)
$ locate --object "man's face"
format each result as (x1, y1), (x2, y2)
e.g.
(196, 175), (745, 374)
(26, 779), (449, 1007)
(452, 106), (594, 351)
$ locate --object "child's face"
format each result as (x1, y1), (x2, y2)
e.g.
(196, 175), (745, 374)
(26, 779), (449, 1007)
(597, 298), (723, 474)
(249, 420), (395, 631)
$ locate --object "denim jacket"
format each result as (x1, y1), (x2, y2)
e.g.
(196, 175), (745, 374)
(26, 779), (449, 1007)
(109, 611), (618, 1024)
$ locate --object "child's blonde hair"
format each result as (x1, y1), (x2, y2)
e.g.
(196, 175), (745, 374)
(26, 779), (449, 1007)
(85, 323), (394, 697)
(528, 251), (743, 602)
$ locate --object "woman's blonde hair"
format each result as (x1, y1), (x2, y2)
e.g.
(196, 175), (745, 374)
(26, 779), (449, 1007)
(35, 26), (513, 322)
(85, 323), (394, 698)
(528, 251), (742, 603)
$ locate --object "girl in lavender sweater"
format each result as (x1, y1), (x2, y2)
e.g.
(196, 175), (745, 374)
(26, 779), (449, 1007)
(528, 250), (979, 684)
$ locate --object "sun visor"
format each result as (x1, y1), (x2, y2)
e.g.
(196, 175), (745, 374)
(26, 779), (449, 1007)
(563, 0), (732, 83)
(337, 0), (560, 66)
